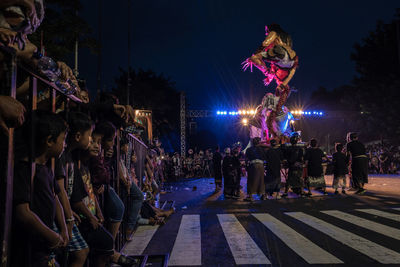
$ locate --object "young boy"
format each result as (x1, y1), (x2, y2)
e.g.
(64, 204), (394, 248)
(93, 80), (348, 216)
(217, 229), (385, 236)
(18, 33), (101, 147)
(54, 111), (92, 266)
(332, 143), (348, 194)
(12, 110), (68, 267)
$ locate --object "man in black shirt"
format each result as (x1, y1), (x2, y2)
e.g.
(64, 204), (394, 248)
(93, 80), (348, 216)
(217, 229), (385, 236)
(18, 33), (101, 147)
(213, 146), (223, 192)
(304, 139), (327, 196)
(222, 148), (241, 199)
(282, 133), (305, 197)
(346, 132), (368, 194)
(264, 139), (283, 199)
(245, 137), (266, 201)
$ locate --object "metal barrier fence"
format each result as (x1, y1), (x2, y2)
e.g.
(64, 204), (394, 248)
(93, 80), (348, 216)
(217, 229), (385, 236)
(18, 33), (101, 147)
(0, 46), (146, 266)
(127, 133), (148, 187)
(0, 46), (84, 266)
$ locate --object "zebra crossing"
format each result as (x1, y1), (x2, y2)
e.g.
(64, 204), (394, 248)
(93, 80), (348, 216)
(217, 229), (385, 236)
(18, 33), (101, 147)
(122, 207), (400, 266)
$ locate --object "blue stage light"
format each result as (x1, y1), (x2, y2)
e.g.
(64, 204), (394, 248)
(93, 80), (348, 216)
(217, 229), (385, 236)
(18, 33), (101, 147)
(319, 112), (323, 115)
(217, 111), (220, 115)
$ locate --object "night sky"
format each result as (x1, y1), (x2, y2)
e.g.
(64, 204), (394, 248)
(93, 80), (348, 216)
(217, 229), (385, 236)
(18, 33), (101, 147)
(75, 1), (398, 149)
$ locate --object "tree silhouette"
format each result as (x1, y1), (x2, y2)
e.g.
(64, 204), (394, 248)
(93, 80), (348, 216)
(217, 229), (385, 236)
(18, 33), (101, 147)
(112, 68), (180, 138)
(349, 9), (400, 140)
(29, 0), (98, 61)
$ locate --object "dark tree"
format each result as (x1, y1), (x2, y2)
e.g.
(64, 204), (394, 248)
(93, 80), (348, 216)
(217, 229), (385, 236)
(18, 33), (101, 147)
(349, 9), (400, 140)
(112, 68), (180, 139)
(29, 0), (98, 61)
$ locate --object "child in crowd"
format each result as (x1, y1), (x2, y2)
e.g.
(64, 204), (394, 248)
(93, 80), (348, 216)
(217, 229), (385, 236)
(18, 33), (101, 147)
(332, 143), (348, 194)
(55, 111), (92, 266)
(88, 121), (125, 242)
(78, 129), (137, 266)
(12, 110), (68, 267)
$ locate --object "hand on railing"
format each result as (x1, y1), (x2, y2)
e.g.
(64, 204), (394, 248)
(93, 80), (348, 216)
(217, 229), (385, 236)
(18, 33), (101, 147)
(0, 28), (17, 46)
(0, 95), (25, 136)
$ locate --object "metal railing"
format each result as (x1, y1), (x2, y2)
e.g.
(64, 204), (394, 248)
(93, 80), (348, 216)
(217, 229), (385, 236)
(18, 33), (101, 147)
(0, 46), (151, 266)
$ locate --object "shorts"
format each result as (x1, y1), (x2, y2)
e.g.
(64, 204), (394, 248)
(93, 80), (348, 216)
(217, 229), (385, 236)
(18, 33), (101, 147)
(68, 224), (89, 252)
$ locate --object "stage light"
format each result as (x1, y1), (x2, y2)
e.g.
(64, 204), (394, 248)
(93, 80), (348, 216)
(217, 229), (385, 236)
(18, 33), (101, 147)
(301, 111), (304, 114)
(242, 118), (248, 126)
(250, 109), (255, 114)
(238, 110), (242, 115)
(319, 112), (323, 115)
(223, 111), (227, 115)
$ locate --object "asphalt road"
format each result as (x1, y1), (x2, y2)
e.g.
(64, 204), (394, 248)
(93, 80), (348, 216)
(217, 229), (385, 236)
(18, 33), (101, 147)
(122, 175), (400, 267)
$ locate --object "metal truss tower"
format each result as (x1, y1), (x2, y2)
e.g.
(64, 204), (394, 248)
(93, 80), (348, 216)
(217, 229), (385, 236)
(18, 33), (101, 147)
(180, 92), (186, 157)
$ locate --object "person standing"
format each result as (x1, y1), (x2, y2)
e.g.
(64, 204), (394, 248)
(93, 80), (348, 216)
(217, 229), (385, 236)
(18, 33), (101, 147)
(213, 146), (223, 192)
(346, 132), (368, 194)
(222, 147), (241, 199)
(282, 133), (305, 197)
(304, 139), (327, 196)
(245, 137), (265, 201)
(232, 145), (243, 198)
(332, 143), (348, 194)
(264, 139), (283, 199)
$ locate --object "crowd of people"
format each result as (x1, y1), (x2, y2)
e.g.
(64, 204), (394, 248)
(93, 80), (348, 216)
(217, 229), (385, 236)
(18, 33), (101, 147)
(366, 142), (400, 174)
(210, 132), (370, 201)
(0, 1), (175, 266)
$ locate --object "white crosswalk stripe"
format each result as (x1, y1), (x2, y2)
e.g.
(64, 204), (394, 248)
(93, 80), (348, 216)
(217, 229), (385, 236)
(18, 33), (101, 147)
(217, 214), (271, 265)
(321, 210), (400, 240)
(356, 208), (400, 222)
(252, 213), (343, 264)
(125, 208), (400, 266)
(169, 215), (202, 266)
(122, 225), (158, 255)
(122, 225), (159, 255)
(285, 211), (400, 264)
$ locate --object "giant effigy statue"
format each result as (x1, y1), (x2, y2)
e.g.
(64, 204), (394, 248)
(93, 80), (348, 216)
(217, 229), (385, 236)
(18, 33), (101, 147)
(243, 24), (298, 139)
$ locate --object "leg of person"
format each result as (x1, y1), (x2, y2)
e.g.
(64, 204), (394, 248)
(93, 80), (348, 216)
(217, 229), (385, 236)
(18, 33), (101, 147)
(69, 248), (89, 267)
(332, 175), (339, 194)
(126, 182), (144, 240)
(104, 186), (125, 241)
(305, 177), (312, 196)
(68, 224), (90, 267)
(341, 176), (347, 194)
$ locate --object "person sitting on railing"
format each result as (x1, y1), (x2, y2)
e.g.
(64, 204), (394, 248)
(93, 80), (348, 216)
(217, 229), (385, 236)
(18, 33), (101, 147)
(119, 137), (144, 241)
(97, 91), (136, 129)
(12, 110), (68, 267)
(58, 80), (135, 128)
